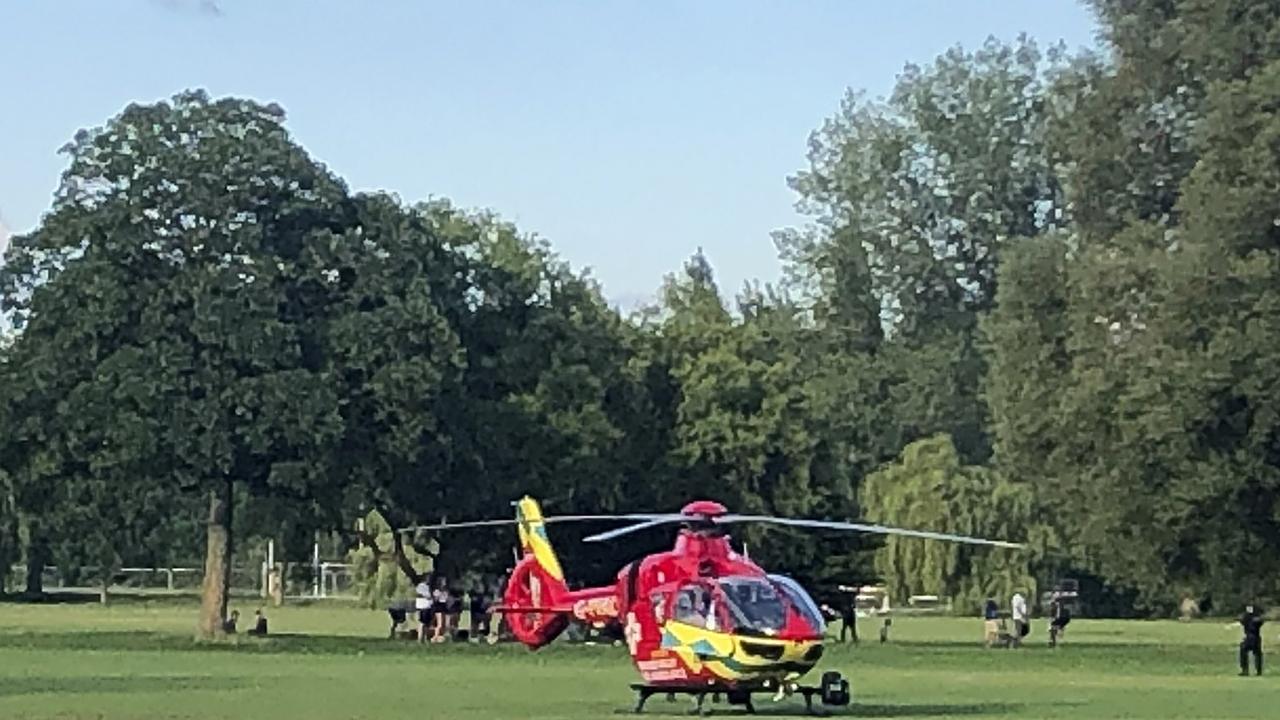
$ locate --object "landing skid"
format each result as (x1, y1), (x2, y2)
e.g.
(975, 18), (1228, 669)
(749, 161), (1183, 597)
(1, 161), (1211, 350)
(629, 682), (847, 716)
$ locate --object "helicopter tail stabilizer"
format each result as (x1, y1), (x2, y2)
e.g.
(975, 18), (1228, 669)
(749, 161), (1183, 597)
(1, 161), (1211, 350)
(514, 496), (566, 582)
(499, 496), (572, 649)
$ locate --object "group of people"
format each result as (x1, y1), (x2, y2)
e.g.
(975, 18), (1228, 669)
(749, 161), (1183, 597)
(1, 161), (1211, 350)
(221, 608), (269, 636)
(387, 575), (503, 643)
(982, 591), (1071, 648)
(976, 591), (1270, 678)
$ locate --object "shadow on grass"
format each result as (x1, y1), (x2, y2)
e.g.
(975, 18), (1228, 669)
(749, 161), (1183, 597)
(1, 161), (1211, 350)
(0, 629), (623, 659)
(850, 703), (1020, 717)
(0, 674), (247, 698)
(0, 591), (114, 606)
(611, 702), (1020, 718)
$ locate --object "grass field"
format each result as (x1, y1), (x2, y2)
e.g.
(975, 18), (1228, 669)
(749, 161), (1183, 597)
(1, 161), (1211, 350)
(0, 597), (1276, 719)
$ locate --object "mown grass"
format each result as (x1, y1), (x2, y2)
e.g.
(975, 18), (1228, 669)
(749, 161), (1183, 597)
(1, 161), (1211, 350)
(0, 596), (1275, 719)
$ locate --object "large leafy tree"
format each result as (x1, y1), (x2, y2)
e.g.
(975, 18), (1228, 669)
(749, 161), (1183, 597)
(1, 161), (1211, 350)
(324, 196), (639, 583)
(779, 36), (1072, 465)
(0, 91), (352, 635)
(984, 0), (1280, 610)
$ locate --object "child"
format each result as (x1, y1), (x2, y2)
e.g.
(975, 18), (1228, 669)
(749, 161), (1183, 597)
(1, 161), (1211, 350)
(248, 609), (269, 636)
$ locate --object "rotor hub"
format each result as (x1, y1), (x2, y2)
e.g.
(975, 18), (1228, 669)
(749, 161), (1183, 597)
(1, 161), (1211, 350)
(680, 500), (728, 518)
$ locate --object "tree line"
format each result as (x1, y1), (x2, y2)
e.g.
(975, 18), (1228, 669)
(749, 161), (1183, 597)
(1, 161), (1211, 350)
(3, 1), (1278, 634)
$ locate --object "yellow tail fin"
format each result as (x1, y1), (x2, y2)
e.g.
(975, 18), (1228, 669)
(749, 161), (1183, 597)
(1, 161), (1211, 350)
(515, 496), (565, 582)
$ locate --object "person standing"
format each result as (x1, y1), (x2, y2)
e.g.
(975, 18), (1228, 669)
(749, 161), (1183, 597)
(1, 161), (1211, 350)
(430, 578), (452, 643)
(839, 598), (858, 644)
(1011, 591), (1028, 647)
(414, 579), (433, 644)
(1239, 604), (1265, 676)
(983, 598), (1000, 648)
(1049, 594), (1071, 648)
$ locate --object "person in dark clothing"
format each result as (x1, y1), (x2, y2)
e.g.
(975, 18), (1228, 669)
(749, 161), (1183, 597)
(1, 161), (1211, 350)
(387, 599), (413, 639)
(1049, 595), (1071, 648)
(838, 600), (858, 644)
(820, 596), (860, 644)
(469, 590), (489, 637)
(983, 598), (1000, 648)
(248, 608), (269, 636)
(1239, 604), (1265, 676)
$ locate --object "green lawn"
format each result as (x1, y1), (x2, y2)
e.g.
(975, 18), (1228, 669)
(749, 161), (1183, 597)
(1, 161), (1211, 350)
(0, 597), (1274, 719)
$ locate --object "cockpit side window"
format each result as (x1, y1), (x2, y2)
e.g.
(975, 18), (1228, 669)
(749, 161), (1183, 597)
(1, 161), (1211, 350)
(672, 583), (713, 627)
(650, 591), (667, 625)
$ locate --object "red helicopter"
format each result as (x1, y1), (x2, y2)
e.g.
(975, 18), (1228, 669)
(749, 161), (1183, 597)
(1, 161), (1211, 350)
(408, 496), (1021, 715)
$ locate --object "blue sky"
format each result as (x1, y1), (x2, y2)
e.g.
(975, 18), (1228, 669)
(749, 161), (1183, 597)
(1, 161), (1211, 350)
(0, 0), (1099, 306)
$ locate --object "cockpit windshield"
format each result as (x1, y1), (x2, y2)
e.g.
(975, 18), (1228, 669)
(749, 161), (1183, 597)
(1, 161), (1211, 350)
(768, 574), (826, 634)
(669, 576), (826, 636)
(718, 577), (788, 634)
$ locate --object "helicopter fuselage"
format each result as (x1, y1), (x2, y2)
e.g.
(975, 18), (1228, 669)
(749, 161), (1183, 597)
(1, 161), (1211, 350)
(611, 529), (826, 689)
(505, 517), (828, 691)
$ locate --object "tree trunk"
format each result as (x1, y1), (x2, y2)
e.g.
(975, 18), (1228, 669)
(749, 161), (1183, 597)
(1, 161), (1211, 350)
(197, 482), (233, 639)
(24, 528), (48, 597)
(0, 493), (17, 596)
(392, 531), (427, 586)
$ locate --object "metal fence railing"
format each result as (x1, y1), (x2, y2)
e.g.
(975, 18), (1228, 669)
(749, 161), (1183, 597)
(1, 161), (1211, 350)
(7, 561), (358, 600)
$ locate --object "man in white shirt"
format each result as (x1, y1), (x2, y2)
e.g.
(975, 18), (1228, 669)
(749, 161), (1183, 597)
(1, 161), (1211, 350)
(414, 580), (433, 643)
(1011, 592), (1028, 647)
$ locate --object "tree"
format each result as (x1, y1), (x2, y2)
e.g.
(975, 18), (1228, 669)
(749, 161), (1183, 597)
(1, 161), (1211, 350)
(860, 435), (1036, 611)
(980, 236), (1070, 585)
(622, 253), (869, 585)
(0, 91), (352, 635)
(323, 196), (640, 584)
(320, 195), (468, 574)
(1084, 37), (1280, 607)
(783, 35), (1068, 331)
(981, 0), (1280, 610)
(779, 35), (1074, 465)
(348, 509), (437, 609)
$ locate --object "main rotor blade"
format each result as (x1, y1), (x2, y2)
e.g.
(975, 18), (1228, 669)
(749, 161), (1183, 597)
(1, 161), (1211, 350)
(581, 515), (690, 543)
(717, 515), (1023, 549)
(399, 513), (672, 534)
